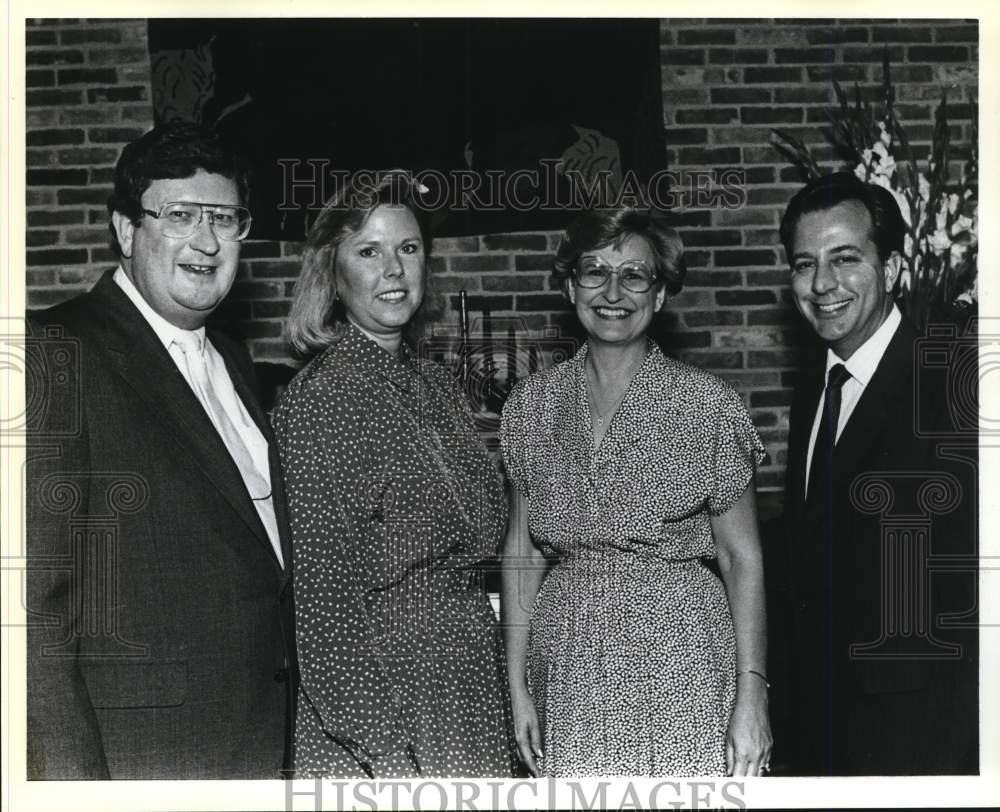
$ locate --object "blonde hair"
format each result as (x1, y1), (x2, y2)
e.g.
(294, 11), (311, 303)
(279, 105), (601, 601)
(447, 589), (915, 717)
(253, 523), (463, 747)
(285, 170), (436, 358)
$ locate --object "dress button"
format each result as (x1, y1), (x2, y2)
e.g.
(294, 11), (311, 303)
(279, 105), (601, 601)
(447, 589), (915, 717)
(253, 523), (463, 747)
(274, 667), (289, 683)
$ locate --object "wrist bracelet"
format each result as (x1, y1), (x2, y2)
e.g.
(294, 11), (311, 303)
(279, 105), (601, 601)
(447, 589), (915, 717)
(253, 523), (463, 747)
(736, 669), (770, 688)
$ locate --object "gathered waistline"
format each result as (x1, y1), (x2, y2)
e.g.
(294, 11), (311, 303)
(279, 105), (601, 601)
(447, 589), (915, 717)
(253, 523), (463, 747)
(554, 549), (708, 571)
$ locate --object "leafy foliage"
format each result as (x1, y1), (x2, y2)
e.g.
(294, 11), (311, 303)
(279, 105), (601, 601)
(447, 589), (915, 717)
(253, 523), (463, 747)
(771, 51), (978, 330)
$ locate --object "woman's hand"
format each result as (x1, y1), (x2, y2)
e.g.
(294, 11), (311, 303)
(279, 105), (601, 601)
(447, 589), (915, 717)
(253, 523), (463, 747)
(712, 484), (771, 776)
(725, 677), (772, 776)
(501, 486), (548, 778)
(510, 686), (544, 777)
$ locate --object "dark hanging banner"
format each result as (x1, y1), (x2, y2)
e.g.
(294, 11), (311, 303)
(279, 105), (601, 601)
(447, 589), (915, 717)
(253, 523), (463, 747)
(147, 18), (668, 239)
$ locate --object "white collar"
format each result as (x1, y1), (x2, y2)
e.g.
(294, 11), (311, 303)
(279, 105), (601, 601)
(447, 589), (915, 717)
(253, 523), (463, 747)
(826, 304), (901, 386)
(113, 266), (206, 351)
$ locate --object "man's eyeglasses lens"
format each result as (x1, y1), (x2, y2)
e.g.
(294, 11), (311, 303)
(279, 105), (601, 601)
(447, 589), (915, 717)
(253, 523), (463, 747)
(143, 202), (252, 241)
(575, 257), (656, 293)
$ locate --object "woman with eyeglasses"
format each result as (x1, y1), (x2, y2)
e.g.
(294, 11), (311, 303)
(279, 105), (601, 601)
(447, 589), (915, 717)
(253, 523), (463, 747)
(499, 207), (772, 777)
(273, 172), (514, 779)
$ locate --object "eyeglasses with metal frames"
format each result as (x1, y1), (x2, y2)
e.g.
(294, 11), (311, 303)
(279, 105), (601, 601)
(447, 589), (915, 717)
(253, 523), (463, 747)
(140, 201), (253, 242)
(574, 256), (658, 293)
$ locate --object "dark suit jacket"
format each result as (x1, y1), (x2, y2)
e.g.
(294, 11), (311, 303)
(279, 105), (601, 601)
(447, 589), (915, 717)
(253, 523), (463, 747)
(25, 270), (297, 779)
(782, 317), (977, 775)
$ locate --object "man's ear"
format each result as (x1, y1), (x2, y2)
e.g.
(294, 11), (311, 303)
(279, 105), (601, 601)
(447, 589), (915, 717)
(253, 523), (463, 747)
(655, 286), (667, 312)
(111, 210), (135, 259)
(883, 251), (903, 293)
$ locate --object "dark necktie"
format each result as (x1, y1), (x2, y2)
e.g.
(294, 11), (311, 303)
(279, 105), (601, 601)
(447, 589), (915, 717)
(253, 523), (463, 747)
(807, 363), (852, 504)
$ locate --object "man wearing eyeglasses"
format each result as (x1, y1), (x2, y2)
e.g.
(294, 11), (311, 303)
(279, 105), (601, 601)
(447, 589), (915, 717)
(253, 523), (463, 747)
(26, 122), (296, 779)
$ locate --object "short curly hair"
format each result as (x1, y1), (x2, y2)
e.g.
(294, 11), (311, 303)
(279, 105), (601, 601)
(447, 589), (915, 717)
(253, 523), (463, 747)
(553, 207), (686, 296)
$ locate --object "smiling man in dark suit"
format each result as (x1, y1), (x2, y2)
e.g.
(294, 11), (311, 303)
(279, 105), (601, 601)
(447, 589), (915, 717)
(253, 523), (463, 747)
(26, 122), (296, 779)
(778, 171), (977, 775)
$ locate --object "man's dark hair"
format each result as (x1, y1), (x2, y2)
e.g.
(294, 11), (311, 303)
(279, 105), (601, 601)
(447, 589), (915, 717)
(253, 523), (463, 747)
(779, 170), (906, 265)
(106, 121), (250, 257)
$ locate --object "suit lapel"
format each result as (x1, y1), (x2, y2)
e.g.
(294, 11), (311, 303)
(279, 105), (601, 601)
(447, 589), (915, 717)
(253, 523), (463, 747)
(787, 362), (825, 513)
(211, 329), (292, 576)
(833, 319), (915, 487)
(85, 272), (273, 557)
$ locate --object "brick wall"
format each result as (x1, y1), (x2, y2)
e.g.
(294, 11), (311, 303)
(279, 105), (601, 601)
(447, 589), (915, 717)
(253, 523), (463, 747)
(657, 18), (977, 488)
(26, 19), (153, 296)
(24, 18), (979, 493)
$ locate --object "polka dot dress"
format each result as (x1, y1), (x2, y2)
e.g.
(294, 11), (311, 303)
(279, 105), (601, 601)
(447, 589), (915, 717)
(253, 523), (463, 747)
(499, 340), (765, 777)
(273, 326), (514, 779)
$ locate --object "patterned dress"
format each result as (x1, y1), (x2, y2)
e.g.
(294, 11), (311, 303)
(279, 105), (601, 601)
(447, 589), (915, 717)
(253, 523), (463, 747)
(273, 326), (513, 778)
(499, 341), (765, 777)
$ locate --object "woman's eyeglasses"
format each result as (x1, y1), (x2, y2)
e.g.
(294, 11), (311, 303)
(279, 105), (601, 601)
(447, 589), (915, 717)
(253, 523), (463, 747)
(140, 201), (253, 242)
(574, 257), (657, 293)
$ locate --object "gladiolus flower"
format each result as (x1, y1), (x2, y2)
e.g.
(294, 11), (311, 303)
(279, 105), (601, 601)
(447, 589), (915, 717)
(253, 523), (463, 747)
(935, 204), (948, 232)
(951, 215), (974, 236)
(918, 174), (931, 202)
(929, 229), (951, 255)
(892, 190), (912, 227)
(871, 142), (895, 176)
(878, 121), (892, 147)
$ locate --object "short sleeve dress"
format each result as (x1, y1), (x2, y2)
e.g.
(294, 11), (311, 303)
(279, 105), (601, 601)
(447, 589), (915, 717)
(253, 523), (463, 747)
(273, 326), (514, 778)
(499, 341), (765, 777)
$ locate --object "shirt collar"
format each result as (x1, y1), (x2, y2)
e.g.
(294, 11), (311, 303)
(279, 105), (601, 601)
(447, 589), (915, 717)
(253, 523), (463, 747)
(113, 266), (206, 351)
(826, 303), (901, 387)
(336, 323), (416, 391)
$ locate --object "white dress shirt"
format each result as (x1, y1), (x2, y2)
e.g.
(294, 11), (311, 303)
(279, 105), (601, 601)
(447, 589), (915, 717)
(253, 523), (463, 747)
(804, 305), (902, 498)
(114, 267), (284, 567)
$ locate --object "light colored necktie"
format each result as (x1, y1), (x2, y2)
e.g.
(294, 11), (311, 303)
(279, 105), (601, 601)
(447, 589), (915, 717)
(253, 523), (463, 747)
(172, 332), (284, 567)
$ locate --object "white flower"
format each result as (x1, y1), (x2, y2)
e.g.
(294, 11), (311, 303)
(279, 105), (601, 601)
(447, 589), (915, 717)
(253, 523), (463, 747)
(951, 215), (974, 236)
(918, 174), (931, 203)
(904, 233), (914, 257)
(929, 229), (951, 255)
(891, 189), (912, 227)
(935, 203), (948, 232)
(948, 193), (960, 215)
(871, 142), (895, 177)
(956, 290), (974, 305)
(854, 161), (868, 181)
(899, 268), (912, 291)
(878, 121), (892, 147)
(869, 173), (892, 191)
